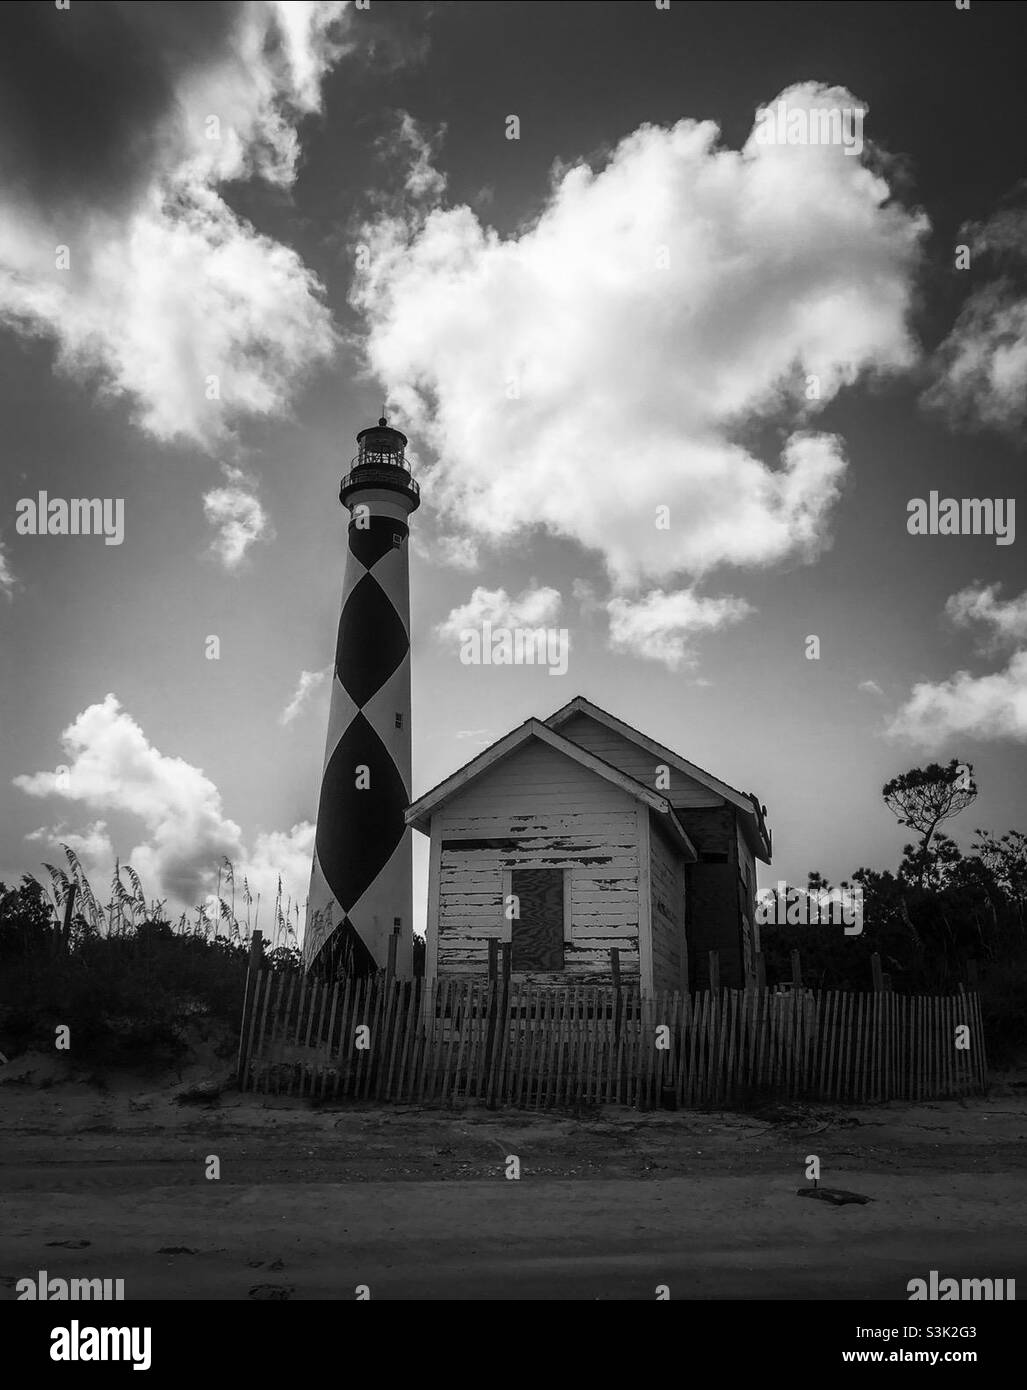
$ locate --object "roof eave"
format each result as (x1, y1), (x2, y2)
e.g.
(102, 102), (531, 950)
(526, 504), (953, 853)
(404, 717), (672, 833)
(549, 694), (773, 861)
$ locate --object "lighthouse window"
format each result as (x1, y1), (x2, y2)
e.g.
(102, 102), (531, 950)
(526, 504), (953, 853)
(392, 533), (404, 548)
(395, 713), (403, 729)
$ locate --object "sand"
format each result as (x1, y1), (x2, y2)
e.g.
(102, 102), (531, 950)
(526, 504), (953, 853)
(2, 1058), (1025, 1299)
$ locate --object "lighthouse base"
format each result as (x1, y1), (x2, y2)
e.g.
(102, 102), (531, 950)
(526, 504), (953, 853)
(307, 917), (378, 980)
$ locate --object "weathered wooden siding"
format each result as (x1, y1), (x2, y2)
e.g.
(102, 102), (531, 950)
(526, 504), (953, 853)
(736, 821), (755, 908)
(557, 712), (723, 809)
(649, 811), (686, 992)
(432, 738), (642, 985)
(736, 820), (758, 966)
(675, 804), (735, 856)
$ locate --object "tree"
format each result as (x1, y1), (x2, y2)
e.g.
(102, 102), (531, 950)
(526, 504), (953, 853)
(973, 829), (1027, 932)
(883, 760), (977, 888)
(898, 833), (964, 893)
(0, 876), (56, 961)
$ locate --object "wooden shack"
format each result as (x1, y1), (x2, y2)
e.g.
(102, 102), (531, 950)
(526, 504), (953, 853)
(406, 697), (771, 993)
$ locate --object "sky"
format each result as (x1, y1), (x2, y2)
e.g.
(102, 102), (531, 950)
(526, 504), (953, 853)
(1, 0), (1025, 941)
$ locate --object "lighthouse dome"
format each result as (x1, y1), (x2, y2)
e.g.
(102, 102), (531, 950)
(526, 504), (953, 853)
(355, 417), (408, 458)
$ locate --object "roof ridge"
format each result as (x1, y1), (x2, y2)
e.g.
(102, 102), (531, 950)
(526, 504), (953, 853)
(407, 715), (676, 828)
(548, 695), (751, 804)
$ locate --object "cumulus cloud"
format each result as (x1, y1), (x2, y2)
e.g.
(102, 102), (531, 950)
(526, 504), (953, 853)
(887, 651), (1027, 747)
(890, 583), (1027, 746)
(280, 665), (332, 725)
(240, 822), (316, 924)
(436, 584), (563, 644)
(606, 589), (753, 670)
(0, 2), (349, 450)
(858, 679), (884, 696)
(352, 82), (927, 587)
(945, 583), (1027, 652)
(26, 820), (115, 870)
(14, 694), (314, 915)
(203, 464), (273, 568)
(921, 206), (1027, 436)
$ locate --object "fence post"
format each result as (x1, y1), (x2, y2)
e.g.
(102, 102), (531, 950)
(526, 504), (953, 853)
(790, 949), (802, 989)
(236, 929), (264, 1087)
(609, 947), (621, 990)
(386, 928), (398, 982)
(708, 949), (720, 996)
(487, 941), (512, 1110)
(483, 939), (500, 1106)
(610, 947), (623, 1043)
(755, 951), (766, 994)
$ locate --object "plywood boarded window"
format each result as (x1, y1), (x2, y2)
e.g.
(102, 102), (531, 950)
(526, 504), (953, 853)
(510, 869), (565, 971)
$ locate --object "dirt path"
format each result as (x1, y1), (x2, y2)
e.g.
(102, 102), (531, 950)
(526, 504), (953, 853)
(2, 1078), (1025, 1299)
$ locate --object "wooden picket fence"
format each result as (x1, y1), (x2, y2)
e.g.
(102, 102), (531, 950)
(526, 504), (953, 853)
(237, 971), (987, 1107)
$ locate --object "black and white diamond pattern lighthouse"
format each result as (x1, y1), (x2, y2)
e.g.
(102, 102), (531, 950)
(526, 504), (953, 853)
(304, 417), (420, 976)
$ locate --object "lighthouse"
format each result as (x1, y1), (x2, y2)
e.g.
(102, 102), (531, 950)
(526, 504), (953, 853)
(303, 417), (420, 977)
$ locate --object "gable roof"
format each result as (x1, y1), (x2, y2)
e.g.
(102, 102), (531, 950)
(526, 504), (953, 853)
(405, 717), (696, 859)
(545, 696), (772, 862)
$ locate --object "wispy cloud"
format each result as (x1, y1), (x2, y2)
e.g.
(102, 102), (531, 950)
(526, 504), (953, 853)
(945, 583), (1027, 652)
(394, 110), (447, 201)
(921, 205), (1027, 437)
(26, 819), (114, 866)
(410, 527), (480, 571)
(202, 464), (273, 569)
(606, 589), (753, 670)
(280, 666), (332, 726)
(436, 585), (563, 646)
(0, 540), (15, 600)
